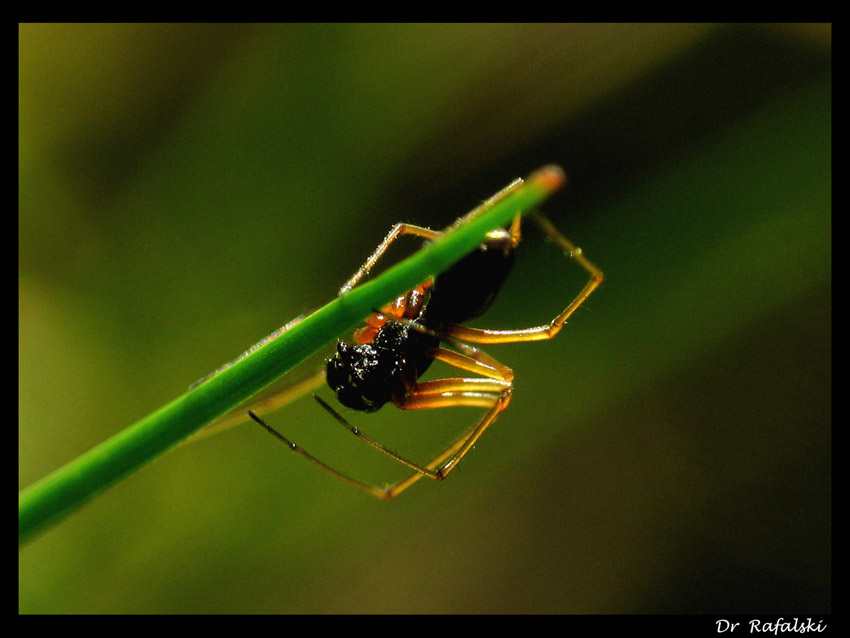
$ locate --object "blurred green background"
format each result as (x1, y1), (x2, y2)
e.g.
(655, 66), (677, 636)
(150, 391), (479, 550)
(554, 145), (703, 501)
(19, 24), (830, 614)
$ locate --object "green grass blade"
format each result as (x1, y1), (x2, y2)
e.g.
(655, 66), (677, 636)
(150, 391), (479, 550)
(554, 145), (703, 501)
(18, 166), (565, 546)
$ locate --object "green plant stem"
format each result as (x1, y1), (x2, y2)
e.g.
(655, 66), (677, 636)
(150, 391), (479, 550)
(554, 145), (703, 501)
(19, 166), (565, 546)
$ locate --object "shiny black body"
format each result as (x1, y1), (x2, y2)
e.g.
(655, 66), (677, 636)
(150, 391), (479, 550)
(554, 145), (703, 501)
(325, 231), (516, 413)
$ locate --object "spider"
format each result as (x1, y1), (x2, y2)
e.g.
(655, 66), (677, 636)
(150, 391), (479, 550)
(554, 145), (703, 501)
(245, 167), (603, 500)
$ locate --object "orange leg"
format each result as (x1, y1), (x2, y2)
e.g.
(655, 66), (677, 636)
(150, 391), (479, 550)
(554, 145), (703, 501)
(338, 223), (439, 296)
(337, 177), (526, 297)
(252, 342), (514, 500)
(381, 383), (513, 499)
(441, 211), (603, 344)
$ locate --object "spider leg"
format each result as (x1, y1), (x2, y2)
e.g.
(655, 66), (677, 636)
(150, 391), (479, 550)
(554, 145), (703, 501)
(444, 178), (524, 232)
(340, 343), (515, 499)
(384, 377), (513, 499)
(338, 176), (527, 297)
(248, 410), (393, 500)
(338, 223), (440, 296)
(440, 211), (603, 344)
(251, 342), (514, 500)
(183, 369), (326, 446)
(312, 393), (444, 479)
(322, 378), (513, 501)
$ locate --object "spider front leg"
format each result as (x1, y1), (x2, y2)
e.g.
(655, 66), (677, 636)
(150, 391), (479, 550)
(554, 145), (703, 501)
(338, 176), (526, 297)
(338, 223), (440, 296)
